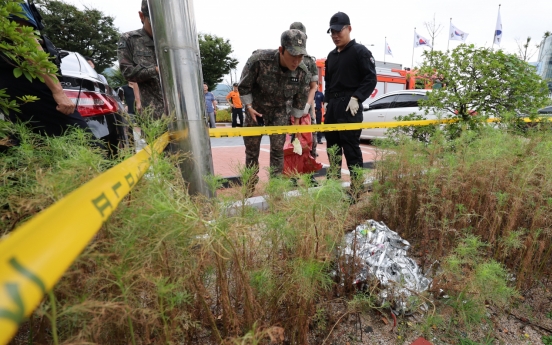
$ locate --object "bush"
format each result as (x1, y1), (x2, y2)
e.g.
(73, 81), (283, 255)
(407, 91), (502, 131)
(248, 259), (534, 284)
(216, 108), (231, 122)
(367, 126), (552, 288)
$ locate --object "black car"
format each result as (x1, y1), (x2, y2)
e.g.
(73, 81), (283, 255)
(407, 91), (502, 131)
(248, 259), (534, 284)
(59, 51), (128, 155)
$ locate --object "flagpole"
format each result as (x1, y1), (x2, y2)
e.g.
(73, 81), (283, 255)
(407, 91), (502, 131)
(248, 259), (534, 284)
(447, 18), (451, 51)
(493, 4), (501, 48)
(384, 37), (386, 63)
(411, 28), (415, 68)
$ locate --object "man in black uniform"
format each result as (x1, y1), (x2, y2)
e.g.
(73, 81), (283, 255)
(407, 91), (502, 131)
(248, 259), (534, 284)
(324, 12), (377, 200)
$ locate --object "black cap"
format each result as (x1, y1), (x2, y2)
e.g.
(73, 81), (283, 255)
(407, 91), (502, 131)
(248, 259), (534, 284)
(327, 12), (350, 33)
(233, 83), (238, 86)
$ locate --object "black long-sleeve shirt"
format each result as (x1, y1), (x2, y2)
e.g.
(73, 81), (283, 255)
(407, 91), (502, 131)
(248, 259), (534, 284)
(324, 39), (377, 104)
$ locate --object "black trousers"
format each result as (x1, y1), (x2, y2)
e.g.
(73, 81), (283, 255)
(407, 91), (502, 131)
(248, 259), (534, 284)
(315, 109), (323, 142)
(324, 96), (363, 178)
(231, 107), (244, 127)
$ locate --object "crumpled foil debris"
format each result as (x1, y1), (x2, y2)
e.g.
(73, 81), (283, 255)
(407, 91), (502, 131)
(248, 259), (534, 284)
(340, 220), (431, 313)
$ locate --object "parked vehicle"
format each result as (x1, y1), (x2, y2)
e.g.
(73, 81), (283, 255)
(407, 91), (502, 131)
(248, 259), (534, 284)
(538, 105), (552, 114)
(360, 89), (443, 139)
(59, 51), (128, 155)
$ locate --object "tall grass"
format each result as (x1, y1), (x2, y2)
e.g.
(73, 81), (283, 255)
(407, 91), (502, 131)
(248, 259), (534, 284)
(367, 126), (552, 288)
(3, 121), (356, 344)
(5, 120), (552, 344)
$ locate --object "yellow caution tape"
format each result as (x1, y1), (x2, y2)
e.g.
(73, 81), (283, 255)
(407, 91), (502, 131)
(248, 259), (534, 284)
(208, 117), (548, 138)
(208, 119), (453, 137)
(0, 133), (169, 344)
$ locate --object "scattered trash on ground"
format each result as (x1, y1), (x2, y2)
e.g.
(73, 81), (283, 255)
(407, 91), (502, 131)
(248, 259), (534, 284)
(340, 220), (431, 313)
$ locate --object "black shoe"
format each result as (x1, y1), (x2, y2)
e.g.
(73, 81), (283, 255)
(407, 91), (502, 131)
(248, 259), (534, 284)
(290, 178), (298, 187)
(317, 141), (322, 144)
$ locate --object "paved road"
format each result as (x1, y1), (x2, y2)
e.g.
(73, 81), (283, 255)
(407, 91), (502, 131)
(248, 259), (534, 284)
(210, 136), (267, 147)
(211, 136), (373, 148)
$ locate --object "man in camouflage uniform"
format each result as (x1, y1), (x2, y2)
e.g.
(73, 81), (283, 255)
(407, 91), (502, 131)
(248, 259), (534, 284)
(239, 29), (310, 193)
(289, 22), (320, 158)
(117, 0), (164, 119)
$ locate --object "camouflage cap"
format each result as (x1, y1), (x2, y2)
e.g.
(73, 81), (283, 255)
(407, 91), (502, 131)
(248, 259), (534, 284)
(141, 0), (149, 17)
(281, 29), (307, 56)
(289, 22), (306, 35)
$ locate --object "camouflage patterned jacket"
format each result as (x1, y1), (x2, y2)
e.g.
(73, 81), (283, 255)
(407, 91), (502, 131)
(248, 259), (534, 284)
(117, 28), (165, 118)
(239, 49), (309, 118)
(303, 55), (318, 84)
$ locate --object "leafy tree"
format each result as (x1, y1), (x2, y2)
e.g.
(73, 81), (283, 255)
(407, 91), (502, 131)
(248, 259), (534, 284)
(1, 0), (57, 115)
(199, 33), (238, 90)
(36, 0), (120, 72)
(418, 44), (549, 122)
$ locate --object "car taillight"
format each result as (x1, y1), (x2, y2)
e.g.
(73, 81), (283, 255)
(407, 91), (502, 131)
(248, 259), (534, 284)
(64, 90), (118, 117)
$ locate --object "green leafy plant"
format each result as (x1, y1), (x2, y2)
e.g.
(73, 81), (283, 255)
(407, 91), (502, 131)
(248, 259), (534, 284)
(418, 44), (549, 122)
(1, 0), (58, 114)
(543, 335), (552, 345)
(216, 108), (232, 122)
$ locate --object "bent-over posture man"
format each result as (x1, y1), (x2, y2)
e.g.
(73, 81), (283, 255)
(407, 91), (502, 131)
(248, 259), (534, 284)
(238, 29), (310, 195)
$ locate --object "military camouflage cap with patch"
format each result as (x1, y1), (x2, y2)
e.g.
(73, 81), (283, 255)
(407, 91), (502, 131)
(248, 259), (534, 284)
(281, 29), (307, 56)
(141, 0), (149, 17)
(289, 22), (306, 35)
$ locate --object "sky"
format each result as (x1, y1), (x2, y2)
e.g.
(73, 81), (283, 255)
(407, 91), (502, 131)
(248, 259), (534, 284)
(64, 0), (551, 81)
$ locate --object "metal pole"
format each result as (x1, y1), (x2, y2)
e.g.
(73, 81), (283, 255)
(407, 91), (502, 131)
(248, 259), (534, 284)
(147, 0), (215, 197)
(447, 18), (451, 51)
(411, 28), (415, 68)
(384, 37), (386, 63)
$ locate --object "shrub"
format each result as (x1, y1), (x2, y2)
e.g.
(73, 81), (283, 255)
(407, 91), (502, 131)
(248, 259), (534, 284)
(367, 126), (552, 288)
(216, 108), (231, 122)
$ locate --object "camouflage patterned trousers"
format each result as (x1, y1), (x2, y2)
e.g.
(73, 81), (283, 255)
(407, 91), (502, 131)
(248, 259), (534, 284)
(243, 105), (289, 179)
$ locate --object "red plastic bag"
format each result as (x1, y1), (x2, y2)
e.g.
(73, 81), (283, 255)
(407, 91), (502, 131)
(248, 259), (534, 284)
(283, 114), (322, 176)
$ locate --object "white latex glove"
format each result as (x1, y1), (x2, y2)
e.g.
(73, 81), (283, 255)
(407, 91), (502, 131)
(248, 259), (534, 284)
(292, 138), (302, 155)
(303, 103), (311, 114)
(345, 97), (359, 116)
(323, 102), (327, 112)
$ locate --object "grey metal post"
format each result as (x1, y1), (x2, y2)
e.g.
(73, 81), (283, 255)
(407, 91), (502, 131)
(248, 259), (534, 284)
(147, 0), (214, 197)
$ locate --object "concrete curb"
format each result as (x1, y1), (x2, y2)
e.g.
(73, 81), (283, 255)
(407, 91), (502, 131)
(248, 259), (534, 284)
(227, 177), (375, 213)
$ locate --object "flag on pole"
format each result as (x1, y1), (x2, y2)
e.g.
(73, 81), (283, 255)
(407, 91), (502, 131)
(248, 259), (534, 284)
(385, 38), (393, 57)
(493, 8), (502, 45)
(449, 22), (469, 41)
(414, 31), (432, 48)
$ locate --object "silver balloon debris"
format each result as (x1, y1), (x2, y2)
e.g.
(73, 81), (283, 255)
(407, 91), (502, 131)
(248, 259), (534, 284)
(340, 220), (431, 313)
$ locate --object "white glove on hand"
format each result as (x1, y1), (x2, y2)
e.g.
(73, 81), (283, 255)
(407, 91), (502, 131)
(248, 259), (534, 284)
(292, 138), (302, 155)
(303, 103), (311, 114)
(323, 102), (327, 112)
(345, 97), (359, 116)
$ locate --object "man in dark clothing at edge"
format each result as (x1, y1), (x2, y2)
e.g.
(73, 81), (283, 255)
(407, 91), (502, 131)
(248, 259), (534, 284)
(1, 3), (91, 138)
(324, 11), (377, 201)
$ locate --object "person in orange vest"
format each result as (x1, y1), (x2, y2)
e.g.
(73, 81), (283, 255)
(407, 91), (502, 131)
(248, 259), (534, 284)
(225, 83), (244, 127)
